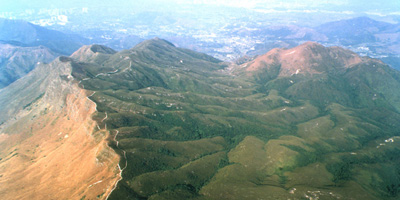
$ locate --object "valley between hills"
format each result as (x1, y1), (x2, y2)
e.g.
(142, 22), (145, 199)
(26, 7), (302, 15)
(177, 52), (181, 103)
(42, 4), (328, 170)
(1, 38), (400, 199)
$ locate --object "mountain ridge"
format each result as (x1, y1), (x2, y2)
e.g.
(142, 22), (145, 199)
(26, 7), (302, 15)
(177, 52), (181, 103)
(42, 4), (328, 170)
(2, 39), (400, 200)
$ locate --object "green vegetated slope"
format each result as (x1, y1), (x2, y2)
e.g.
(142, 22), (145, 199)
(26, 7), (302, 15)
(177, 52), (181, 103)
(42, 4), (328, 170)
(70, 38), (400, 200)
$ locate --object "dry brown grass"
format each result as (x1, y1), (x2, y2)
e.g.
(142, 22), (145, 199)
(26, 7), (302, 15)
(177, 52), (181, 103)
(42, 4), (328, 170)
(0, 88), (119, 200)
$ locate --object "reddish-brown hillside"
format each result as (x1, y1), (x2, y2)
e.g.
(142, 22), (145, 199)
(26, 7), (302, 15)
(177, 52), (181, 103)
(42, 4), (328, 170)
(245, 42), (366, 76)
(0, 56), (120, 200)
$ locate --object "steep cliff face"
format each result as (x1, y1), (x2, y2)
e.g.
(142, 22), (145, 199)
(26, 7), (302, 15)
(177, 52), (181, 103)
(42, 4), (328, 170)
(0, 56), (120, 200)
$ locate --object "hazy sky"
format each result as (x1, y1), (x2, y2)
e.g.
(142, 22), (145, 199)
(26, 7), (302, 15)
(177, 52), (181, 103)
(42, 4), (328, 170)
(0, 0), (399, 14)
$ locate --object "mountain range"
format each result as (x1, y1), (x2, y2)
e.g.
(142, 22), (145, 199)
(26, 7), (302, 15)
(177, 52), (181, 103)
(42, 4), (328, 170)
(1, 38), (400, 199)
(1, 16), (399, 91)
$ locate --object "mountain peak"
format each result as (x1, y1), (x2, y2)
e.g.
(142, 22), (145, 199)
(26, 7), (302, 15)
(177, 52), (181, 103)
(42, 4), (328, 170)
(134, 37), (175, 50)
(298, 41), (323, 47)
(71, 44), (116, 61)
(89, 44), (117, 54)
(245, 41), (364, 76)
(300, 41), (329, 50)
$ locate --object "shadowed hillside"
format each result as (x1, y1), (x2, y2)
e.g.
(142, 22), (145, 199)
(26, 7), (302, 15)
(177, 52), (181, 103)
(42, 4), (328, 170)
(0, 44), (58, 88)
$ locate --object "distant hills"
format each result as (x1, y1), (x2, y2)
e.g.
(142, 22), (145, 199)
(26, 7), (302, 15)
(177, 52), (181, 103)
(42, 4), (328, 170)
(0, 18), (90, 88)
(316, 17), (400, 46)
(0, 18), (88, 55)
(0, 43), (58, 88)
(2, 39), (400, 199)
